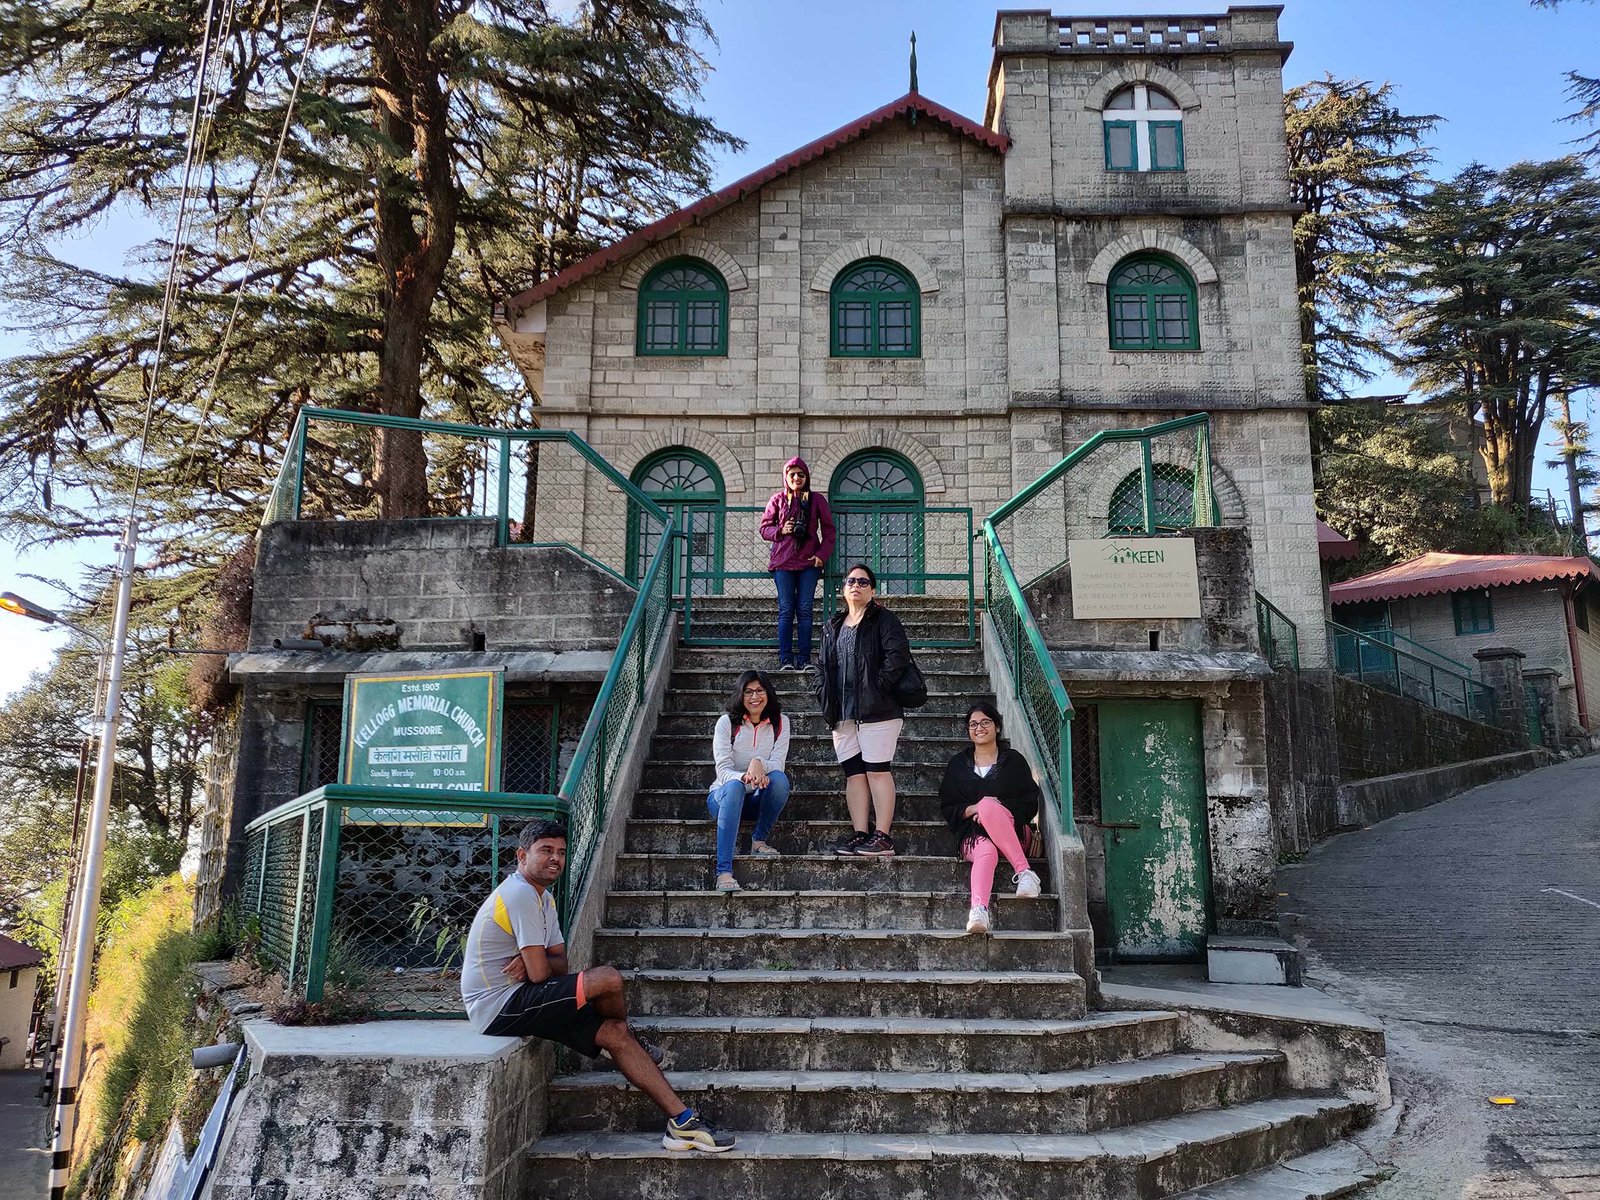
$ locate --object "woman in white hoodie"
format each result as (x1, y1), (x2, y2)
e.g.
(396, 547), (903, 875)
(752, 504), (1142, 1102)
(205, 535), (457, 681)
(707, 669), (792, 892)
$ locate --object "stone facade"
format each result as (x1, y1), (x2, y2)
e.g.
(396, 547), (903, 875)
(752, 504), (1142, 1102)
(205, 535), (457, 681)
(500, 5), (1325, 663)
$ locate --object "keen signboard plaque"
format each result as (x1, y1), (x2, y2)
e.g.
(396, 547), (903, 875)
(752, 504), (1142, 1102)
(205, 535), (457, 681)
(1067, 537), (1202, 619)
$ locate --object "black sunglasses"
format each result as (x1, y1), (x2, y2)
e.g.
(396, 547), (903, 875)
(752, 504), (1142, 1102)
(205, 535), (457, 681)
(843, 576), (874, 588)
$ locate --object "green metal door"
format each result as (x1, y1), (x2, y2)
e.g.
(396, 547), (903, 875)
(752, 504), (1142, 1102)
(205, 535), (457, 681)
(828, 451), (926, 598)
(1097, 700), (1210, 960)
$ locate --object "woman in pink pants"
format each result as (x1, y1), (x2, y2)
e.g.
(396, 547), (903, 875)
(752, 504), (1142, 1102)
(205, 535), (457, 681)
(937, 700), (1042, 934)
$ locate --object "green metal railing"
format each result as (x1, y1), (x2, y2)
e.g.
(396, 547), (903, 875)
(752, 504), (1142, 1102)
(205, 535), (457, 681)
(242, 786), (568, 1014)
(982, 522), (1074, 829)
(677, 504), (977, 648)
(1328, 620), (1498, 726)
(1255, 593), (1300, 671)
(261, 407), (670, 568)
(1339, 624), (1477, 680)
(988, 413), (1219, 589)
(244, 411), (682, 1014)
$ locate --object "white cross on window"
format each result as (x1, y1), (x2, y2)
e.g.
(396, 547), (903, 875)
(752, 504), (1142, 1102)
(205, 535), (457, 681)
(1103, 84), (1183, 172)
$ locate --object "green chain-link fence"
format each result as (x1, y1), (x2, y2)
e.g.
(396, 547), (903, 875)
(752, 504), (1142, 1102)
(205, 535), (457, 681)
(246, 410), (681, 1015)
(987, 415), (1217, 591)
(1328, 621), (1497, 725)
(1255, 594), (1300, 671)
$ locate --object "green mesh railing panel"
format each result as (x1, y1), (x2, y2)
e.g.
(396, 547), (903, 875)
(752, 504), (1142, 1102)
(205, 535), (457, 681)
(253, 813), (306, 973)
(677, 505), (976, 648)
(258, 408), (670, 579)
(1255, 593), (1300, 671)
(989, 415), (1218, 589)
(1328, 621), (1498, 726)
(983, 531), (1073, 827)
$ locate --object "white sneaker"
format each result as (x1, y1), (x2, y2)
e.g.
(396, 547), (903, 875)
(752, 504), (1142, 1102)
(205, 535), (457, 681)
(1013, 869), (1042, 898)
(965, 904), (991, 935)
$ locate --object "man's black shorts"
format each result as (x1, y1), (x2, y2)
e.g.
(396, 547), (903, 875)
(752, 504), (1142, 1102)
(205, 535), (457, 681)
(482, 971), (605, 1057)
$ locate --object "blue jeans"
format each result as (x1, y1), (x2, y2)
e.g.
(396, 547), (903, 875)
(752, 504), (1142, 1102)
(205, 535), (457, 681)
(706, 772), (790, 874)
(773, 566), (822, 665)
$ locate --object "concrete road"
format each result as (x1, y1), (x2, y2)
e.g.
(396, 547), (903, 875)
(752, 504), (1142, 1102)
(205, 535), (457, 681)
(0, 1069), (49, 1200)
(1281, 752), (1600, 1199)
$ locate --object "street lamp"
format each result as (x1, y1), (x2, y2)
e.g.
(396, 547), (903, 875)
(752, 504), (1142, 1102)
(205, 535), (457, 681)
(3, 528), (137, 1200)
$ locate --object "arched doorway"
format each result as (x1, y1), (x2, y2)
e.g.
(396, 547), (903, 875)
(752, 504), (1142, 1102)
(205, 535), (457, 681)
(630, 448), (724, 595)
(830, 450), (925, 595)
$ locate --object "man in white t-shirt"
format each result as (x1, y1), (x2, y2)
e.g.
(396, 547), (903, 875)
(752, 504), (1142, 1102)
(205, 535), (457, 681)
(461, 818), (734, 1153)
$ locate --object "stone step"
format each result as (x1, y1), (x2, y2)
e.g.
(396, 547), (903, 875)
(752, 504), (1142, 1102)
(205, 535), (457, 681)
(663, 690), (981, 717)
(626, 787), (962, 823)
(603, 890), (1058, 931)
(548, 1051), (1284, 1136)
(1175, 1139), (1384, 1198)
(638, 759), (959, 791)
(524, 1095), (1374, 1200)
(611, 851), (1041, 892)
(624, 817), (962, 857)
(595, 927), (1079, 972)
(670, 648), (988, 673)
(605, 1011), (1180, 1074)
(683, 596), (977, 615)
(682, 619), (976, 643)
(645, 732), (967, 764)
(622, 967), (1088, 1020)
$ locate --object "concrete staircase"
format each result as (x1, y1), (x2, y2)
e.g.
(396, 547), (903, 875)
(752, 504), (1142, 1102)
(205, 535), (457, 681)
(527, 597), (1374, 1199)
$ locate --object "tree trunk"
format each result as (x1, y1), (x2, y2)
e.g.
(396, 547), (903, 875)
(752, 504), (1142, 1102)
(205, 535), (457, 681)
(366, 0), (460, 519)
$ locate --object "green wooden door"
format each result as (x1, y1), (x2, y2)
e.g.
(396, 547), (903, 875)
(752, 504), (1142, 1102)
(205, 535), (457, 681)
(1097, 700), (1209, 960)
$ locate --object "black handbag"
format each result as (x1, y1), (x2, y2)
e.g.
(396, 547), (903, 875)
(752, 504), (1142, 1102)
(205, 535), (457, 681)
(892, 658), (929, 708)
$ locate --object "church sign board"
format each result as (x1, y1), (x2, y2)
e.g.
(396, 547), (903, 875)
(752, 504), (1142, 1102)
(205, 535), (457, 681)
(1068, 537), (1202, 620)
(340, 669), (504, 824)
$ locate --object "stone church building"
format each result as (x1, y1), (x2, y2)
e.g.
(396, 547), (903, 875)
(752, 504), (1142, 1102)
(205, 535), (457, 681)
(494, 5), (1324, 658)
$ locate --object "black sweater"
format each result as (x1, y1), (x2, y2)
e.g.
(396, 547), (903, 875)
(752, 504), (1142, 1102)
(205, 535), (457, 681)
(937, 745), (1041, 848)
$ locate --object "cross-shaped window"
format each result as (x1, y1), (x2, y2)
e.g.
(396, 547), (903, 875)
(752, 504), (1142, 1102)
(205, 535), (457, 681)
(1102, 84), (1184, 173)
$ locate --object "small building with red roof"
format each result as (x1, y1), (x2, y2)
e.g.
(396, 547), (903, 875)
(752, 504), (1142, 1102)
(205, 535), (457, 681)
(0, 933), (43, 1069)
(1330, 552), (1600, 738)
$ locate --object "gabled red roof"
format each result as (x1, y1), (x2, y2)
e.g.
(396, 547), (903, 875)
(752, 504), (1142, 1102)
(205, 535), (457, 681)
(504, 92), (1008, 315)
(1316, 518), (1358, 562)
(0, 933), (43, 971)
(1330, 552), (1598, 605)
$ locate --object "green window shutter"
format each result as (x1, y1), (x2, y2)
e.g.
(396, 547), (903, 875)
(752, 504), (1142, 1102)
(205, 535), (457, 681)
(636, 259), (729, 356)
(830, 259), (920, 358)
(1104, 122), (1137, 171)
(1452, 590), (1494, 635)
(1150, 121), (1184, 171)
(1107, 255), (1199, 351)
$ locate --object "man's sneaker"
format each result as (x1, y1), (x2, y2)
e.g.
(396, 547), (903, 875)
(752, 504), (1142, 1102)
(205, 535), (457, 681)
(854, 830), (896, 857)
(663, 1110), (736, 1153)
(833, 829), (870, 856)
(1013, 868), (1042, 898)
(966, 904), (991, 935)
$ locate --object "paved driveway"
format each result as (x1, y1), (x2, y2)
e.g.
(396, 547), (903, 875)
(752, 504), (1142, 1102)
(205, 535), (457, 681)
(0, 1069), (49, 1200)
(1282, 752), (1600, 1199)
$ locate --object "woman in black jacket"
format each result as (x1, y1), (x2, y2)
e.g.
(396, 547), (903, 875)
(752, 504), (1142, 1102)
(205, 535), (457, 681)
(814, 562), (910, 857)
(938, 700), (1043, 934)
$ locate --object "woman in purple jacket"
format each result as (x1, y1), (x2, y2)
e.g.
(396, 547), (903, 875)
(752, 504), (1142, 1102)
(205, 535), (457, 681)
(759, 457), (836, 671)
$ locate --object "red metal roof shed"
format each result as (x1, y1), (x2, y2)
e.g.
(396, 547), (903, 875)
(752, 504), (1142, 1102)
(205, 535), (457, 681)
(1329, 552), (1598, 605)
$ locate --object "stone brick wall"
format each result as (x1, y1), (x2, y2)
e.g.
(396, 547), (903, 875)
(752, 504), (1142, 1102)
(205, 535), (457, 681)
(1263, 667), (1340, 852)
(250, 519), (636, 652)
(1383, 585), (1581, 736)
(1333, 674), (1523, 781)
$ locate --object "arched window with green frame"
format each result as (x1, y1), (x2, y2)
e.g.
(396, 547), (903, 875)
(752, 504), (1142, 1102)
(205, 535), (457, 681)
(629, 448), (725, 595)
(636, 259), (729, 356)
(830, 259), (920, 358)
(829, 450), (926, 594)
(1107, 254), (1199, 351)
(1107, 466), (1196, 534)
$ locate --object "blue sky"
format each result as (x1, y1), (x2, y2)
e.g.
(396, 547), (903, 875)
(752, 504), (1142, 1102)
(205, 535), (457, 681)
(4, 0), (1599, 697)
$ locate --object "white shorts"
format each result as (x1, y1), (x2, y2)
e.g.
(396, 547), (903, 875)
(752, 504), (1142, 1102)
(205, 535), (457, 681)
(831, 718), (905, 772)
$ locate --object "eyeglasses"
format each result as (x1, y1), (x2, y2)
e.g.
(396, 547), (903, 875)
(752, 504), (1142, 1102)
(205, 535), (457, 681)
(967, 719), (996, 730)
(743, 687), (767, 696)
(843, 577), (874, 588)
